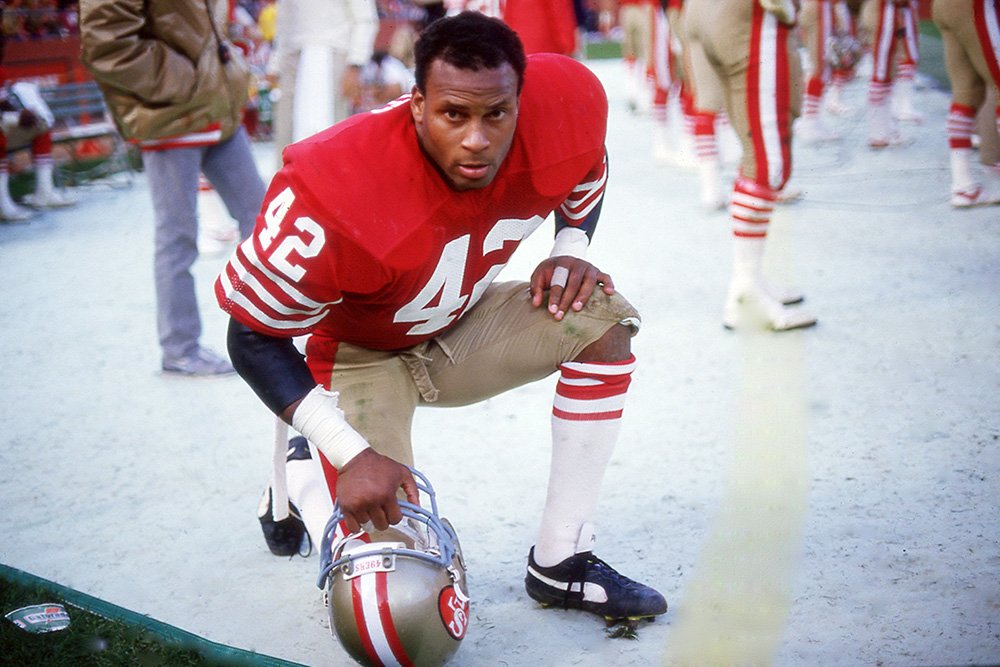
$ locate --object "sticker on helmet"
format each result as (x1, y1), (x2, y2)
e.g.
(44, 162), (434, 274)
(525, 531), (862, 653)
(342, 552), (396, 580)
(438, 585), (470, 640)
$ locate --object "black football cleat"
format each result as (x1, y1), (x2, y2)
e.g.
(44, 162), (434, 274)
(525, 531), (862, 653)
(257, 436), (312, 557)
(525, 547), (667, 622)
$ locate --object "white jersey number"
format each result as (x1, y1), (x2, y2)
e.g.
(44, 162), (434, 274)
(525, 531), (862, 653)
(393, 215), (545, 336)
(259, 187), (326, 282)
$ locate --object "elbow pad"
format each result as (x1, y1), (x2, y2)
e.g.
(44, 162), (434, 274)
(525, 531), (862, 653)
(227, 318), (316, 415)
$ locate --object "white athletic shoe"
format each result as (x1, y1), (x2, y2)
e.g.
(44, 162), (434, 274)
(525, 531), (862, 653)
(762, 275), (805, 305)
(23, 188), (77, 208)
(824, 96), (854, 117)
(868, 130), (906, 149)
(775, 184), (804, 205)
(1, 201), (34, 222)
(723, 280), (816, 332)
(797, 116), (840, 144)
(893, 105), (924, 124)
(698, 160), (727, 211)
(950, 185), (1000, 208)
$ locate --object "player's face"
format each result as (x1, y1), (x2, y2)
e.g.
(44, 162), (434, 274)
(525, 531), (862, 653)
(411, 59), (519, 191)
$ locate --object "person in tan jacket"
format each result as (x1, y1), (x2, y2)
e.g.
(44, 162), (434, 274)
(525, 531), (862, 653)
(80, 0), (267, 375)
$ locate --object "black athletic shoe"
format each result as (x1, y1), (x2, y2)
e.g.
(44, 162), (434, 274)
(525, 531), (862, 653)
(524, 547), (667, 621)
(257, 436), (312, 557)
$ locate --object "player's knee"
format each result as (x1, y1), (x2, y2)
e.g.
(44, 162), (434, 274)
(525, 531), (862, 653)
(576, 323), (633, 362)
(572, 291), (640, 363)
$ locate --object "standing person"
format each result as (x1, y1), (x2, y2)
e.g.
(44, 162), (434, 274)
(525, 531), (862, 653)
(602, 0), (657, 112)
(798, 0), (853, 142)
(861, 0), (919, 147)
(0, 56), (77, 220)
(932, 0), (1000, 207)
(684, 0), (817, 331)
(217, 10), (668, 639)
(651, 0), (680, 162)
(666, 0), (731, 209)
(890, 0), (923, 123)
(0, 92), (77, 221)
(351, 50), (414, 115)
(79, 0), (267, 376)
(268, 0), (378, 164)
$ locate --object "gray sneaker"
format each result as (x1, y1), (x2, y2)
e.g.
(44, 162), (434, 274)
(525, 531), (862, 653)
(161, 347), (235, 376)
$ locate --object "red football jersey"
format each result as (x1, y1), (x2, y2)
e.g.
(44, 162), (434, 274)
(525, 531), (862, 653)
(216, 54), (607, 359)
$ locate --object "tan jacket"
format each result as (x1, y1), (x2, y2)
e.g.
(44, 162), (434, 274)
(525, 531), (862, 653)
(79, 0), (250, 142)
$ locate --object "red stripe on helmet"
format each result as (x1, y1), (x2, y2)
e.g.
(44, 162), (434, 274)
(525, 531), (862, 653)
(376, 571), (414, 667)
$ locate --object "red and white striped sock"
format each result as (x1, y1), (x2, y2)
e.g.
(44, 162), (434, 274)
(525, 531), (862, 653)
(947, 103), (978, 193)
(693, 111), (718, 165)
(803, 77), (824, 119)
(730, 176), (775, 240)
(533, 355), (636, 566)
(896, 61), (916, 85)
(652, 86), (668, 125)
(868, 79), (892, 109)
(946, 103), (976, 150)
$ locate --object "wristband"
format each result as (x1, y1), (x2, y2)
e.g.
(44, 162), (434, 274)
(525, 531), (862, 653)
(549, 227), (589, 260)
(292, 386), (370, 469)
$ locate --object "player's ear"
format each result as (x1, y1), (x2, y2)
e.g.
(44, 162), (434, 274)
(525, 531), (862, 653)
(410, 85), (425, 123)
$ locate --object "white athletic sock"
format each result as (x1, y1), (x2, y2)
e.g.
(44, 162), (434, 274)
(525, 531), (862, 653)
(946, 104), (977, 193)
(34, 157), (55, 196)
(533, 356), (636, 567)
(284, 439), (337, 547)
(868, 81), (898, 144)
(1, 165), (15, 210)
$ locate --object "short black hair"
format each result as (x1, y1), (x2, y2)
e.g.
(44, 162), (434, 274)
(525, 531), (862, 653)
(413, 11), (527, 94)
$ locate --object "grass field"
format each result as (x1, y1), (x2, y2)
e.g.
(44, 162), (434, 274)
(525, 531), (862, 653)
(0, 565), (297, 666)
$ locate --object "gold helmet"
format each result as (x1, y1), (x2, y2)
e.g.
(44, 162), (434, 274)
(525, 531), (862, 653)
(317, 468), (470, 666)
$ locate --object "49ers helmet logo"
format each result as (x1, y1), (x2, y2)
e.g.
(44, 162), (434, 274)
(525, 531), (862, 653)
(438, 585), (470, 640)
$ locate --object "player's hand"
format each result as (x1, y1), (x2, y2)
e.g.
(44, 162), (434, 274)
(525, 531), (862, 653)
(530, 256), (615, 321)
(341, 65), (361, 101)
(335, 449), (419, 533)
(598, 10), (613, 36)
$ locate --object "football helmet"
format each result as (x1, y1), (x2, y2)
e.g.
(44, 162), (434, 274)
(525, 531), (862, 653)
(318, 467), (470, 667)
(826, 33), (863, 71)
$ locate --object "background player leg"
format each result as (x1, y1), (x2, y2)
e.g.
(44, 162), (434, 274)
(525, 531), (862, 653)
(723, 177), (815, 331)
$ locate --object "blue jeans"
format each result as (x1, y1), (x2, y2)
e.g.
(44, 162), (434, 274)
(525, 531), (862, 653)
(142, 127), (266, 361)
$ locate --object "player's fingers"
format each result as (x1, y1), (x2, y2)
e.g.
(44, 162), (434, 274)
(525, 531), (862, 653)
(368, 505), (390, 532)
(400, 472), (421, 506)
(598, 271), (616, 295)
(342, 512), (362, 535)
(566, 265), (599, 313)
(384, 500), (404, 528)
(530, 268), (548, 308)
(547, 265), (571, 317)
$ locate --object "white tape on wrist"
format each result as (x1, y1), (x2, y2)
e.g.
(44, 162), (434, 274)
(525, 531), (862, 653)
(549, 227), (589, 260)
(550, 266), (569, 289)
(291, 386), (370, 469)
